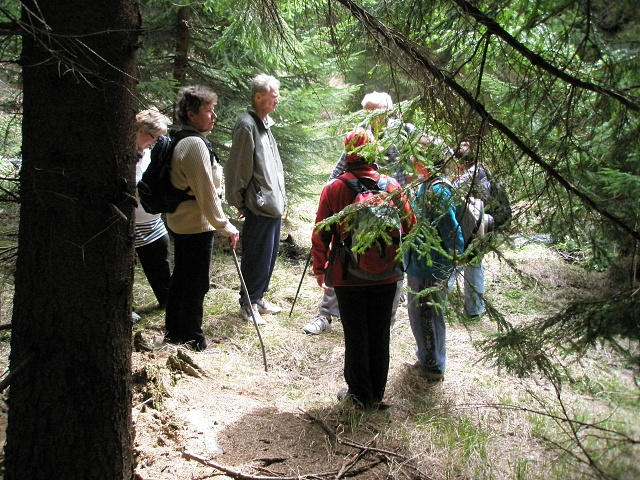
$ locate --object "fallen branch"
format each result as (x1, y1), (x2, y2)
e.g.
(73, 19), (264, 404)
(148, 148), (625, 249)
(298, 407), (337, 442)
(0, 352), (34, 394)
(299, 408), (406, 459)
(338, 437), (404, 458)
(298, 408), (435, 479)
(335, 435), (377, 479)
(183, 450), (331, 479)
(182, 450), (383, 480)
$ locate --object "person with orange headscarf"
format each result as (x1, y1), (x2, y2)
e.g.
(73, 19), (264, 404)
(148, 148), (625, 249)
(311, 128), (415, 409)
(303, 92), (414, 335)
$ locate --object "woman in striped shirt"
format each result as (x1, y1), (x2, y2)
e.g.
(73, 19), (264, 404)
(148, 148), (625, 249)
(134, 108), (172, 315)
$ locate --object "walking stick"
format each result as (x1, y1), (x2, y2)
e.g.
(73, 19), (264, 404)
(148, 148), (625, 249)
(231, 248), (268, 372)
(289, 249), (312, 318)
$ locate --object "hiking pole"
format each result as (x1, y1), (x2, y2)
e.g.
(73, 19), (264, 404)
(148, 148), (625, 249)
(231, 248), (268, 372)
(289, 249), (312, 318)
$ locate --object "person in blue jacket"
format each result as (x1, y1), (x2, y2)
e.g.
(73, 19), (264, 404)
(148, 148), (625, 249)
(403, 151), (464, 381)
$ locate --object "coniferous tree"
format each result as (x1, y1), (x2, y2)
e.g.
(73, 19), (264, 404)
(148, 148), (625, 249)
(4, 0), (140, 478)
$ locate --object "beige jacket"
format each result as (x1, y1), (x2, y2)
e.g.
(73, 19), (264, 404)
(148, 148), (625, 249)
(166, 131), (238, 237)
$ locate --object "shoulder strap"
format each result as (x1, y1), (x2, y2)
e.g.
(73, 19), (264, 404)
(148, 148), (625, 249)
(247, 110), (269, 133)
(339, 171), (383, 193)
(425, 176), (452, 191)
(172, 130), (217, 165)
(150, 135), (172, 164)
(337, 176), (365, 194)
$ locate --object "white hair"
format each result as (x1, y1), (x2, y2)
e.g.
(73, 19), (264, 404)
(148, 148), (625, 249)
(361, 91), (393, 110)
(252, 74), (280, 96)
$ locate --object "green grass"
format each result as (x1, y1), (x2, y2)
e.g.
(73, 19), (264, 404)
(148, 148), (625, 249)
(4, 165), (640, 480)
(98, 236), (640, 480)
(570, 369), (639, 409)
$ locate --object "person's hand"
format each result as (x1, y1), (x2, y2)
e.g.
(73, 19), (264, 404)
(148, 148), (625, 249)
(315, 273), (328, 290)
(228, 231), (239, 249)
(236, 208), (246, 219)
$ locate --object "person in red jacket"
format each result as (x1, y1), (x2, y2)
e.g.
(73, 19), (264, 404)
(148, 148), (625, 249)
(311, 128), (415, 409)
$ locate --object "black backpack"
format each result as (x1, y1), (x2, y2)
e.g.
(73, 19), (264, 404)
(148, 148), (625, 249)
(137, 130), (214, 214)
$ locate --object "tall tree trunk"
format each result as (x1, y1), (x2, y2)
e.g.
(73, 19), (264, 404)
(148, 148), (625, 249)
(5, 1), (140, 479)
(174, 5), (191, 88)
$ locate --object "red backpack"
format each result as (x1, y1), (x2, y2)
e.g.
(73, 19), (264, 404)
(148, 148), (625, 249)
(336, 174), (402, 281)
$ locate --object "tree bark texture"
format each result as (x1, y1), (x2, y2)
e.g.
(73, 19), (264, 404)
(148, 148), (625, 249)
(174, 6), (191, 88)
(5, 1), (140, 479)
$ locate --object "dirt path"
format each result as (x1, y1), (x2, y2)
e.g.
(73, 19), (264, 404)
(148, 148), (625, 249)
(131, 248), (526, 480)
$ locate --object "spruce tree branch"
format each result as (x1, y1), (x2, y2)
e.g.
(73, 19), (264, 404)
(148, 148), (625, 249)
(0, 22), (19, 35)
(460, 403), (639, 445)
(550, 382), (615, 479)
(334, 0), (640, 243)
(449, 0), (640, 114)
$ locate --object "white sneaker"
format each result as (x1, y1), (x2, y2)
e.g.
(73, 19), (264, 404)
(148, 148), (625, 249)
(302, 314), (332, 335)
(256, 298), (282, 314)
(240, 305), (266, 326)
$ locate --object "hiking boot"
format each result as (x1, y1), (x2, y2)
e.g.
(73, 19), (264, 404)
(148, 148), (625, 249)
(404, 361), (445, 382)
(240, 304), (266, 325)
(302, 314), (332, 335)
(163, 333), (182, 346)
(337, 388), (368, 409)
(132, 311), (141, 323)
(256, 298), (282, 314)
(184, 338), (207, 352)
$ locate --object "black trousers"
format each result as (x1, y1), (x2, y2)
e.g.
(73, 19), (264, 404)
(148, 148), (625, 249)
(335, 282), (397, 406)
(165, 230), (214, 350)
(135, 233), (171, 308)
(239, 209), (281, 305)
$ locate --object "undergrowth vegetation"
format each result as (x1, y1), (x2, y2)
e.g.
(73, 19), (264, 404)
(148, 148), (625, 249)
(123, 181), (640, 479)
(0, 146), (634, 479)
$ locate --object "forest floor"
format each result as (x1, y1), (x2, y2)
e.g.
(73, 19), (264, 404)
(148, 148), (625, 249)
(126, 226), (639, 480)
(0, 173), (637, 480)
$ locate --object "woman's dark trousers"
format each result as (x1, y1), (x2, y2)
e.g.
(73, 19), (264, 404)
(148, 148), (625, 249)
(335, 282), (397, 407)
(165, 230), (214, 351)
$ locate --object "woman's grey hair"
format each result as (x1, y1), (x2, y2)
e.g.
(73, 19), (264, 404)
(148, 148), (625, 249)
(135, 108), (170, 136)
(175, 85), (217, 125)
(361, 91), (393, 110)
(251, 74), (280, 97)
